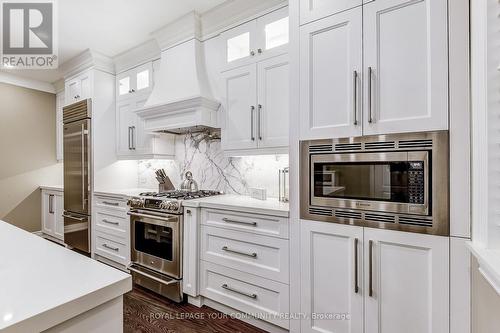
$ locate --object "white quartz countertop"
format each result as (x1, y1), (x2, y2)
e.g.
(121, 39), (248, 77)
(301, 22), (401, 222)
(182, 194), (289, 217)
(0, 221), (132, 332)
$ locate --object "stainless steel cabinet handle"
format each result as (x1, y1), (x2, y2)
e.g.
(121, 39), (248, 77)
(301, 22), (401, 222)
(131, 126), (136, 150)
(258, 104), (262, 140)
(103, 243), (119, 251)
(368, 67), (373, 124)
(222, 284), (257, 299)
(222, 246), (257, 258)
(353, 70), (358, 126)
(48, 195), (54, 214)
(250, 106), (255, 141)
(62, 213), (86, 221)
(354, 238), (359, 293)
(128, 126), (132, 150)
(222, 217), (257, 226)
(102, 201), (119, 206)
(369, 240), (374, 297)
(102, 219), (119, 225)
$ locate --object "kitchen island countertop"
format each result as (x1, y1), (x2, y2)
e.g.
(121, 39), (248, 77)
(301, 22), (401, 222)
(0, 220), (131, 332)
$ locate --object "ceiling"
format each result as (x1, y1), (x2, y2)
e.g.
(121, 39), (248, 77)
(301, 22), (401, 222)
(0, 0), (227, 84)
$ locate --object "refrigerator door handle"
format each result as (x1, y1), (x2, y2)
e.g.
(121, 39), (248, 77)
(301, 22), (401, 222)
(81, 124), (86, 212)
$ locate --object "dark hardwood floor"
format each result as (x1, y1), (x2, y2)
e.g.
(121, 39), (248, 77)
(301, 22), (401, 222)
(124, 287), (268, 333)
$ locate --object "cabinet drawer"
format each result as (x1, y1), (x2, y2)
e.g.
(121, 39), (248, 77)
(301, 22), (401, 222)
(201, 209), (289, 239)
(95, 210), (128, 238)
(201, 226), (289, 283)
(200, 261), (289, 329)
(94, 232), (129, 265)
(95, 196), (128, 212)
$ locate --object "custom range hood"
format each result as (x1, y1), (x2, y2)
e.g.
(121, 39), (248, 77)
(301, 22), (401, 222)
(135, 12), (220, 134)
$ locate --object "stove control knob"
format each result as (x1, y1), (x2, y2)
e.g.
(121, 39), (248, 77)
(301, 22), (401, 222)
(127, 198), (144, 208)
(159, 201), (170, 210)
(168, 201), (179, 211)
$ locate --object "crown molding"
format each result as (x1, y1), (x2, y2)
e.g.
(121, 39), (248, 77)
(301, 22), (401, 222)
(151, 11), (202, 51)
(113, 39), (161, 74)
(61, 49), (115, 80)
(0, 72), (55, 93)
(201, 0), (287, 39)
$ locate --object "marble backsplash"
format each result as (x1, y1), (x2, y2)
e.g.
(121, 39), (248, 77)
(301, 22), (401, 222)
(138, 133), (289, 198)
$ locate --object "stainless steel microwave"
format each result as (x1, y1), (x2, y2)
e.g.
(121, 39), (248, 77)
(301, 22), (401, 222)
(300, 131), (449, 236)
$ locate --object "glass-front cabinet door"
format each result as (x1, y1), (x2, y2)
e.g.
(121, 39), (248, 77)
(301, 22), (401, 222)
(221, 6), (289, 70)
(116, 62), (153, 100)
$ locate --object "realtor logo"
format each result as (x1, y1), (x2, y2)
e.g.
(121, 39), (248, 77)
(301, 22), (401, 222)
(1, 0), (58, 69)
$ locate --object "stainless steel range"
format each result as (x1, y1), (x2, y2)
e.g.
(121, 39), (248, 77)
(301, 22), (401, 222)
(127, 190), (221, 302)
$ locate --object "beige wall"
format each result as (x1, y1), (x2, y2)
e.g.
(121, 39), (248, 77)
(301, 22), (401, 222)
(0, 82), (62, 232)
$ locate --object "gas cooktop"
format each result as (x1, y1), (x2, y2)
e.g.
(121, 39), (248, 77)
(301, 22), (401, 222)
(128, 190), (223, 214)
(138, 190), (223, 200)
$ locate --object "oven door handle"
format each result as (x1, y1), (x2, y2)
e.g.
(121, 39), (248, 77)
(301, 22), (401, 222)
(127, 211), (177, 223)
(127, 264), (180, 286)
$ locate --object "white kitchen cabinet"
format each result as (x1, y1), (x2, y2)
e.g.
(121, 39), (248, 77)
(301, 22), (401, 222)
(362, 0), (448, 135)
(299, 0), (448, 140)
(257, 54), (289, 148)
(116, 62), (153, 101)
(222, 55), (289, 153)
(299, 0), (364, 25)
(55, 91), (64, 162)
(364, 228), (449, 333)
(300, 220), (449, 333)
(65, 70), (93, 105)
(92, 194), (130, 270)
(299, 8), (363, 140)
(300, 220), (363, 333)
(41, 189), (64, 241)
(115, 69), (175, 159)
(221, 64), (258, 150)
(221, 7), (288, 71)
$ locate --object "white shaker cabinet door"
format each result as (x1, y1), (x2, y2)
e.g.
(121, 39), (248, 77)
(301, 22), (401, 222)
(300, 220), (364, 333)
(299, 0), (362, 25)
(364, 228), (449, 333)
(300, 8), (363, 140)
(257, 54), (289, 148)
(363, 0), (448, 135)
(221, 64), (258, 151)
(116, 99), (137, 156)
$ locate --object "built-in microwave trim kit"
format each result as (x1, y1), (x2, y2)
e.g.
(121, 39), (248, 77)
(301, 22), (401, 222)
(300, 131), (449, 236)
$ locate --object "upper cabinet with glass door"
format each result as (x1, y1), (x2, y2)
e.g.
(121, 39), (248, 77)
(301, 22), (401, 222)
(221, 6), (289, 71)
(116, 62), (153, 101)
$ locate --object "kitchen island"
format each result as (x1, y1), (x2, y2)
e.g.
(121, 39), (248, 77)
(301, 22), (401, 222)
(0, 220), (131, 333)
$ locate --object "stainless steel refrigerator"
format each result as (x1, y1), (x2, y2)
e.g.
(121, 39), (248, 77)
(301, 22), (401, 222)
(63, 99), (92, 253)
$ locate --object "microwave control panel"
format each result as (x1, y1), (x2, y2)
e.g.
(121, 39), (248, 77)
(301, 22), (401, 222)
(408, 162), (425, 204)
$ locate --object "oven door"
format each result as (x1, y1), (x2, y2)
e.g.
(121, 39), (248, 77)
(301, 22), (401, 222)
(130, 210), (182, 279)
(310, 151), (429, 215)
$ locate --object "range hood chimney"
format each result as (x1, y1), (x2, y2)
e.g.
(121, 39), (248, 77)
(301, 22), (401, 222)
(135, 12), (220, 134)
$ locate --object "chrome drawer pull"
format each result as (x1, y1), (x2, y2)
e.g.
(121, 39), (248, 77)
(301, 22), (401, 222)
(222, 217), (257, 227)
(222, 246), (257, 258)
(102, 219), (119, 225)
(221, 284), (257, 299)
(102, 201), (120, 206)
(103, 243), (119, 251)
